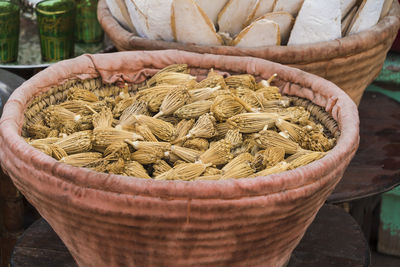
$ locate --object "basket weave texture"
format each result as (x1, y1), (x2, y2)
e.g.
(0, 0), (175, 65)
(0, 50), (359, 267)
(98, 0), (400, 106)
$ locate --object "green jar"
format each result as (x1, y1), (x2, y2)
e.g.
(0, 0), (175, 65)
(75, 0), (103, 44)
(35, 0), (76, 62)
(0, 1), (20, 63)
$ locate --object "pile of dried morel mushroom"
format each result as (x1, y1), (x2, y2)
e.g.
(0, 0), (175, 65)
(24, 64), (336, 181)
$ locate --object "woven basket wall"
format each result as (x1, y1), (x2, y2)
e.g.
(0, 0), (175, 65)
(0, 50), (359, 267)
(98, 0), (400, 106)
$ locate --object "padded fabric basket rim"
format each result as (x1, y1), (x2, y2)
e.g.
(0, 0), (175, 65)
(0, 50), (359, 200)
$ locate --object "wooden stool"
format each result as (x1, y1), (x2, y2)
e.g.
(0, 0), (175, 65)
(11, 205), (370, 267)
(289, 205), (370, 266)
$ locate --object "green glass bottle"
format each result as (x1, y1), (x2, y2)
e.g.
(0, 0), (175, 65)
(35, 0), (76, 62)
(0, 1), (20, 63)
(75, 0), (103, 44)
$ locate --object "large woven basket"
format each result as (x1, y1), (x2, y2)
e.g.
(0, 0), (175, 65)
(0, 50), (359, 267)
(98, 0), (400, 106)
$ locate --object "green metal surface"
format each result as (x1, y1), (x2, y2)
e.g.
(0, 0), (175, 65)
(379, 186), (400, 256)
(367, 52), (400, 103)
(375, 53), (400, 85)
(366, 84), (400, 103)
(381, 186), (400, 236)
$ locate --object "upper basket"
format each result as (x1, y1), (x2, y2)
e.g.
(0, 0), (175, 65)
(98, 0), (400, 106)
